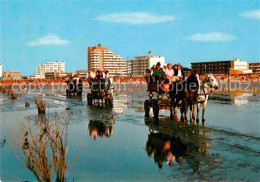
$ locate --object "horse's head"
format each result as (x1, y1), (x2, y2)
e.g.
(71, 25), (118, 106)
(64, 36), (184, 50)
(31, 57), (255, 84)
(205, 74), (219, 90)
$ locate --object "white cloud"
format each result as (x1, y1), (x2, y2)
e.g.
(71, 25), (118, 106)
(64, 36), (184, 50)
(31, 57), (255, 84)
(186, 32), (237, 42)
(95, 12), (175, 25)
(240, 9), (260, 19)
(28, 35), (70, 46)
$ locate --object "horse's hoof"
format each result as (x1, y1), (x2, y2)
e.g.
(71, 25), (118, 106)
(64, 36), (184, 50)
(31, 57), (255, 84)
(202, 118), (205, 123)
(145, 114), (150, 118)
(196, 119), (199, 123)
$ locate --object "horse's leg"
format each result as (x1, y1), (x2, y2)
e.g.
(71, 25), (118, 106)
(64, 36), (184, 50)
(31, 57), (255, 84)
(172, 98), (179, 120)
(196, 104), (200, 123)
(202, 103), (206, 122)
(185, 105), (189, 121)
(170, 106), (174, 120)
(192, 104), (196, 120)
(190, 102), (194, 124)
(180, 101), (186, 122)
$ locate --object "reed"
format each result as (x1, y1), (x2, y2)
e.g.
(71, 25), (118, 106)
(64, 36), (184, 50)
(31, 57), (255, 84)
(10, 113), (80, 182)
(35, 99), (46, 114)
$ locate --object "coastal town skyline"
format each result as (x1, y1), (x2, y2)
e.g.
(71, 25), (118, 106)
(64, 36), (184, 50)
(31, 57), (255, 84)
(1, 1), (260, 75)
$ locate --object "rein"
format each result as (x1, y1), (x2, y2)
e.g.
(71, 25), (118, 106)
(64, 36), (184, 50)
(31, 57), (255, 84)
(197, 78), (209, 99)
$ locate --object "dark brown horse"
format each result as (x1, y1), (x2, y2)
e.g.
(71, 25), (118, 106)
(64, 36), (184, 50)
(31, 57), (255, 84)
(170, 71), (199, 123)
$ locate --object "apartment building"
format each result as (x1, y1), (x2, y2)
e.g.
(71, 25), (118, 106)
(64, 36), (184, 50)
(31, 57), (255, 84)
(36, 61), (65, 78)
(249, 62), (260, 74)
(130, 56), (165, 76)
(88, 44), (127, 77)
(230, 58), (252, 74)
(191, 58), (252, 75)
(127, 60), (133, 76)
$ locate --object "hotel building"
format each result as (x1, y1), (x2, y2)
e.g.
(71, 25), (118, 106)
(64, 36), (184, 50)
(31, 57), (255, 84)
(191, 58), (252, 75)
(129, 56), (165, 76)
(36, 61), (65, 78)
(88, 44), (127, 77)
(127, 60), (133, 76)
(249, 62), (260, 74)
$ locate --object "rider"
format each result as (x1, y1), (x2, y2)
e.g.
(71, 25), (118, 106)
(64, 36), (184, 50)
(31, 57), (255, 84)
(152, 62), (165, 82)
(150, 65), (156, 75)
(173, 63), (185, 82)
(171, 64), (185, 96)
(103, 70), (111, 90)
(89, 68), (96, 88)
(165, 63), (174, 83)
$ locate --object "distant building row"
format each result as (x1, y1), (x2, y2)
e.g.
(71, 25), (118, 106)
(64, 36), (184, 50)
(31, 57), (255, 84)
(191, 59), (259, 75)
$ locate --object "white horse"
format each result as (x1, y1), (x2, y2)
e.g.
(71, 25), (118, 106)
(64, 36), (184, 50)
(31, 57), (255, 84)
(193, 74), (219, 122)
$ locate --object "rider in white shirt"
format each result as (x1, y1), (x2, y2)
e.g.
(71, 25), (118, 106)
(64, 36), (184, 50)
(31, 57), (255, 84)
(165, 63), (175, 82)
(89, 69), (96, 80)
(103, 70), (109, 80)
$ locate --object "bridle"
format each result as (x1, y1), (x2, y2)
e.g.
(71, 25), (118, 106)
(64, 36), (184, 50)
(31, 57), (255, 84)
(198, 76), (210, 99)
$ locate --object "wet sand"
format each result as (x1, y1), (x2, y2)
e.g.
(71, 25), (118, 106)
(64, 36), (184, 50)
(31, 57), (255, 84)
(0, 85), (260, 181)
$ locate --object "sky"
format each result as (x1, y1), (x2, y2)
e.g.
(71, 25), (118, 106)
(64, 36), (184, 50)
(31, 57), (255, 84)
(1, 0), (260, 76)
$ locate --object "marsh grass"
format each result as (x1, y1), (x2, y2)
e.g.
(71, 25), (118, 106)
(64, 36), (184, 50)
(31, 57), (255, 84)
(35, 99), (46, 114)
(10, 113), (81, 181)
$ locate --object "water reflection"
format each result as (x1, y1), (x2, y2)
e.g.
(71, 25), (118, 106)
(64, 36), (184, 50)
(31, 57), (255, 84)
(209, 91), (256, 106)
(230, 92), (253, 106)
(88, 120), (114, 140)
(87, 106), (115, 140)
(9, 113), (81, 181)
(144, 118), (211, 173)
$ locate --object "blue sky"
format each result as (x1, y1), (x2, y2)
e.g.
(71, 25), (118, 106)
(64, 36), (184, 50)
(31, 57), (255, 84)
(1, 0), (260, 76)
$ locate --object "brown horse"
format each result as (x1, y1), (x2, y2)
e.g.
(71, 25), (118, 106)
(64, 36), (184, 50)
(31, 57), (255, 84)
(170, 71), (199, 123)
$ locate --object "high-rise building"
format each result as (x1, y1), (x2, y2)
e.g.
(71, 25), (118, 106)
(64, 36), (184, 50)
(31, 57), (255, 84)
(127, 60), (133, 76)
(36, 61), (65, 77)
(130, 56), (165, 76)
(0, 64), (2, 78)
(88, 44), (127, 77)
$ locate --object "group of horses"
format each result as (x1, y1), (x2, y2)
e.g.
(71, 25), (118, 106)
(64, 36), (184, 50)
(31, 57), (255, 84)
(160, 72), (219, 123)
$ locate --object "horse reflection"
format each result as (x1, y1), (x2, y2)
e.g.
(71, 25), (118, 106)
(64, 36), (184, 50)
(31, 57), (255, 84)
(145, 118), (209, 172)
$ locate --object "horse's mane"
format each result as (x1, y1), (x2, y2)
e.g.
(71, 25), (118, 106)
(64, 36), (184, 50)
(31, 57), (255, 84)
(201, 74), (210, 84)
(185, 73), (199, 91)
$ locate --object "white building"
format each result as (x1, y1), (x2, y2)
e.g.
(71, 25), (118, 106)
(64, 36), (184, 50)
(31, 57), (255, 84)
(127, 60), (133, 76)
(231, 58), (252, 74)
(0, 64), (2, 78)
(103, 50), (127, 77)
(36, 61), (65, 78)
(88, 44), (127, 77)
(130, 56), (165, 76)
(29, 74), (45, 79)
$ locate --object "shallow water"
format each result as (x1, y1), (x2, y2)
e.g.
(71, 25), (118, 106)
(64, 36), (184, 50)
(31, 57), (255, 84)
(0, 85), (260, 181)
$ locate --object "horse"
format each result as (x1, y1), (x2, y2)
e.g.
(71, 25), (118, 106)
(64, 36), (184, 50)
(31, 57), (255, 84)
(170, 71), (199, 123)
(192, 74), (219, 123)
